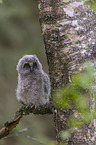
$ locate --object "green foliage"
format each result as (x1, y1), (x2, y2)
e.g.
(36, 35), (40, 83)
(85, 0), (96, 11)
(60, 130), (71, 140)
(54, 63), (96, 140)
(54, 63), (94, 108)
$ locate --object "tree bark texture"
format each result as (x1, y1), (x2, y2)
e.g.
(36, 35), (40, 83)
(37, 0), (96, 144)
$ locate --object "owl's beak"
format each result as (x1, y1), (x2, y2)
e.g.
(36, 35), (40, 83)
(30, 66), (33, 72)
(29, 63), (33, 72)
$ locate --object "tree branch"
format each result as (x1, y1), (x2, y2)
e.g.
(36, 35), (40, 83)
(0, 103), (53, 140)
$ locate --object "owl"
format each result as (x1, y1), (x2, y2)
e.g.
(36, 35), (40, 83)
(16, 55), (50, 105)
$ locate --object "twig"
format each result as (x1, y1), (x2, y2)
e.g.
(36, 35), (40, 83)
(0, 115), (22, 139)
(0, 103), (53, 140)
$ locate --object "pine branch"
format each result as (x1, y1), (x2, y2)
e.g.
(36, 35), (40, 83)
(0, 103), (53, 139)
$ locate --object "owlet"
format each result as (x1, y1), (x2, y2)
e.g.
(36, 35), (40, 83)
(16, 55), (50, 105)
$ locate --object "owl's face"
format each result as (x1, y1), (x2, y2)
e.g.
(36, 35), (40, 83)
(17, 55), (42, 75)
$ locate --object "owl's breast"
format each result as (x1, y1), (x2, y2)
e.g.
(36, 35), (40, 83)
(19, 76), (44, 105)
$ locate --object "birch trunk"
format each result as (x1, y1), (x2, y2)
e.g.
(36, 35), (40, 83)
(37, 0), (96, 144)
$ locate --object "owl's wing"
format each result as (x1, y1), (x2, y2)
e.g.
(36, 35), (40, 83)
(42, 72), (50, 100)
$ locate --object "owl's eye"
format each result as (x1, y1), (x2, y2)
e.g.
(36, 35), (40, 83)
(23, 63), (30, 69)
(33, 62), (37, 69)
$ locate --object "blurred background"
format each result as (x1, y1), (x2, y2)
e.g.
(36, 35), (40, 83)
(0, 0), (55, 144)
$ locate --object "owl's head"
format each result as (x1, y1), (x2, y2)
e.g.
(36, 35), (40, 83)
(17, 55), (42, 75)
